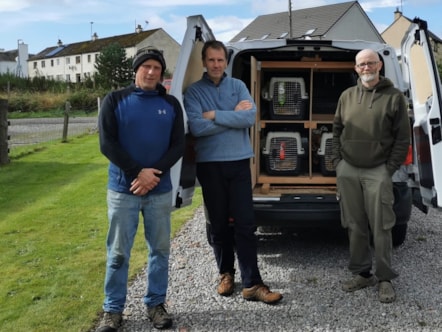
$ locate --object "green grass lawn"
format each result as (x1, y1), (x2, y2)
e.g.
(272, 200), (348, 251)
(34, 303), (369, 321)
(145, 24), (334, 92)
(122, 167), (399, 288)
(0, 134), (202, 332)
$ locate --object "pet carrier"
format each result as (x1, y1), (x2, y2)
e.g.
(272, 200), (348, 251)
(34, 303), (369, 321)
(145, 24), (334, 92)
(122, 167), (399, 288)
(317, 132), (335, 176)
(268, 77), (308, 120)
(262, 131), (305, 175)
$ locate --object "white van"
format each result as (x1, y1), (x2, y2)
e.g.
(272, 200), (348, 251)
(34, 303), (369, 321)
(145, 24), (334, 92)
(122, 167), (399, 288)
(171, 15), (442, 246)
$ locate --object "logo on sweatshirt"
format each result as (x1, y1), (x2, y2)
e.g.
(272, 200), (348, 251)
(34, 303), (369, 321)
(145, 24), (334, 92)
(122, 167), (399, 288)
(158, 109), (167, 115)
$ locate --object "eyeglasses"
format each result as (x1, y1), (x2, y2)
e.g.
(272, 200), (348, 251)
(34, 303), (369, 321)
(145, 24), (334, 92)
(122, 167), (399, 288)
(356, 61), (379, 68)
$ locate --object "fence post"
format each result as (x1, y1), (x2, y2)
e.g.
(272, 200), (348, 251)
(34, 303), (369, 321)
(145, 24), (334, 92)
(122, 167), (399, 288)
(96, 97), (101, 131)
(0, 98), (10, 165)
(62, 101), (71, 143)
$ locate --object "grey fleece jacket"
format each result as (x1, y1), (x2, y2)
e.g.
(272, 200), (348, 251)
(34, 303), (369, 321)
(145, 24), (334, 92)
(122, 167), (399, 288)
(332, 76), (410, 175)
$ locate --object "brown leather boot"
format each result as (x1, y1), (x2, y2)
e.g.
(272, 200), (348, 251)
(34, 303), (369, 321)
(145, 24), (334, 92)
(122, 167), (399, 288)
(242, 284), (282, 304)
(217, 273), (234, 296)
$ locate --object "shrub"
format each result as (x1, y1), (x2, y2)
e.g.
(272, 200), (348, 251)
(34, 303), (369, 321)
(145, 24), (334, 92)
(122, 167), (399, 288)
(67, 89), (107, 113)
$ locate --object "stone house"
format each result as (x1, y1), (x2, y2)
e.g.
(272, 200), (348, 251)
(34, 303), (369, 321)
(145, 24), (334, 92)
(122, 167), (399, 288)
(382, 8), (442, 65)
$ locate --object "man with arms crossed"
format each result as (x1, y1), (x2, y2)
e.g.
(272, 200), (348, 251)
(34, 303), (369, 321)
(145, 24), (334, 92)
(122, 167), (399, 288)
(184, 40), (282, 304)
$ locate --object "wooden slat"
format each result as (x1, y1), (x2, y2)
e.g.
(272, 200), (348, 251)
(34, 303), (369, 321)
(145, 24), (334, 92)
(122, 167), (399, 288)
(260, 61), (354, 70)
(257, 174), (336, 185)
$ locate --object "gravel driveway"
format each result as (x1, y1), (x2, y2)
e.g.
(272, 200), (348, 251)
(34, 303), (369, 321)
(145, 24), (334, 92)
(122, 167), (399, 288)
(105, 206), (442, 332)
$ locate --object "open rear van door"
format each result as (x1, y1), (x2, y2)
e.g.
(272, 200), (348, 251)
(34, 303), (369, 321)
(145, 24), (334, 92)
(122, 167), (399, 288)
(170, 15), (216, 208)
(401, 18), (442, 211)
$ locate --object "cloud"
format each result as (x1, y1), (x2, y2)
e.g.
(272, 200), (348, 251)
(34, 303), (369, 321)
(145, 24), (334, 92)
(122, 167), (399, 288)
(359, 0), (400, 13)
(206, 16), (254, 42)
(0, 0), (31, 12)
(131, 0), (239, 8)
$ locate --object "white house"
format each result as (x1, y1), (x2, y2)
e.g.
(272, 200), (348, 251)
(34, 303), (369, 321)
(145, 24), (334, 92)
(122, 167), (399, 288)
(27, 26), (180, 83)
(0, 41), (29, 77)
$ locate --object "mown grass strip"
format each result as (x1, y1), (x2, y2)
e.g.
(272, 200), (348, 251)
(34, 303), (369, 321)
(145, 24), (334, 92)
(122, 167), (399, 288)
(0, 133), (202, 331)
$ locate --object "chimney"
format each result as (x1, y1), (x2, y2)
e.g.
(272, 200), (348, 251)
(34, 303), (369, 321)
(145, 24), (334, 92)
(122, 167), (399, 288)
(57, 39), (63, 47)
(394, 7), (402, 21)
(136, 24), (142, 33)
(92, 32), (98, 41)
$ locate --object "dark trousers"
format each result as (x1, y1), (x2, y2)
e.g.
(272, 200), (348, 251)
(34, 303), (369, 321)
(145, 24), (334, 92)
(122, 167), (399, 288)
(196, 159), (262, 288)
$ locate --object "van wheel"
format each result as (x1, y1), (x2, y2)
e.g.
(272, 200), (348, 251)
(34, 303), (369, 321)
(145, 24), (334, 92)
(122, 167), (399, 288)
(392, 224), (407, 247)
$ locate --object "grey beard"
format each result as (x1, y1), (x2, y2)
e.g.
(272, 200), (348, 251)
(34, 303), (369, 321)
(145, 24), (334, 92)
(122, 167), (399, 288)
(360, 73), (376, 83)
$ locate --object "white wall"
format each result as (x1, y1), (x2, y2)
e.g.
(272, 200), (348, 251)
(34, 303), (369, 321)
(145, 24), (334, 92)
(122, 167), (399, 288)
(17, 42), (29, 77)
(0, 61), (16, 75)
(27, 29), (180, 82)
(0, 42), (29, 76)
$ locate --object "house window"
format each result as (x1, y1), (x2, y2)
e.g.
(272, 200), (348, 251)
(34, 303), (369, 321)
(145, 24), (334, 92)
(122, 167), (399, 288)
(56, 59), (60, 66)
(66, 74), (70, 82)
(76, 56), (81, 64)
(95, 54), (99, 61)
(51, 60), (54, 67)
(76, 73), (81, 83)
(66, 57), (70, 65)
(56, 74), (63, 81)
(41, 61), (45, 68)
(87, 54), (91, 63)
(33, 62), (37, 69)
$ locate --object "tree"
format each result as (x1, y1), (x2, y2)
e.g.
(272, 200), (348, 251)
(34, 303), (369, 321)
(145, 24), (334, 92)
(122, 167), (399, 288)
(94, 43), (133, 89)
(438, 61), (442, 82)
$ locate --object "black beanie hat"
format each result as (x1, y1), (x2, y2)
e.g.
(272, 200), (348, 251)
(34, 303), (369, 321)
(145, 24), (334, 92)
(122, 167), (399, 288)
(132, 47), (166, 75)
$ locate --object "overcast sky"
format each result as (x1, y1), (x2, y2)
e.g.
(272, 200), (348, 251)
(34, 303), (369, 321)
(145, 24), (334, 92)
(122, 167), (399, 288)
(1, 0), (441, 54)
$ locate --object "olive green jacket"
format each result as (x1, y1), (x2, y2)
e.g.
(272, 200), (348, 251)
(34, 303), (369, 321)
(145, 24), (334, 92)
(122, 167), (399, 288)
(332, 76), (410, 175)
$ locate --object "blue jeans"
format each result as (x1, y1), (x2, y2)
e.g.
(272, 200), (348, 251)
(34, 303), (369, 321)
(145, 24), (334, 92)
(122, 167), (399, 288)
(102, 189), (172, 313)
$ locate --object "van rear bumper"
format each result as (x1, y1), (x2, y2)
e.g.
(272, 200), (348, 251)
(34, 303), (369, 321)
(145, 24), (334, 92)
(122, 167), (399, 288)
(253, 182), (411, 228)
(253, 194), (341, 228)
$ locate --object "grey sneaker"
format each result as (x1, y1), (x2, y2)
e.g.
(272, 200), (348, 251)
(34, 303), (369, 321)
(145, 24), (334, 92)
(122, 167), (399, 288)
(96, 312), (122, 332)
(341, 274), (377, 292)
(379, 281), (396, 303)
(147, 303), (172, 329)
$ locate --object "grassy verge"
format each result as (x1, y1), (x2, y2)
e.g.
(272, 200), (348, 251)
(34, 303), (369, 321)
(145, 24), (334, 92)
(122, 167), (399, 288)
(0, 134), (202, 332)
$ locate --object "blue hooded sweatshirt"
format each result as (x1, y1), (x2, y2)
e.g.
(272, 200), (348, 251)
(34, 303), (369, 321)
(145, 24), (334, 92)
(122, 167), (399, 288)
(99, 83), (184, 195)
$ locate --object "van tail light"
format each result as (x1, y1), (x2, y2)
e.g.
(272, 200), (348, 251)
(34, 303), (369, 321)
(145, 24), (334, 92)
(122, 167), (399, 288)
(403, 144), (412, 165)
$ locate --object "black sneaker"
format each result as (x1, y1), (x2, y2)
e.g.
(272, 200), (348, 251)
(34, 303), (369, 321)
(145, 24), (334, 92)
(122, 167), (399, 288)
(96, 312), (122, 332)
(147, 303), (172, 329)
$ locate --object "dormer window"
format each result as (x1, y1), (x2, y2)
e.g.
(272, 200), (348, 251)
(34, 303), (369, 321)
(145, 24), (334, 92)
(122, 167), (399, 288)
(304, 28), (316, 36)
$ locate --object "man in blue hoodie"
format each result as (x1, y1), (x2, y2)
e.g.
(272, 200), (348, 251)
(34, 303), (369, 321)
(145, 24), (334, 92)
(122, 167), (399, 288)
(97, 47), (184, 331)
(184, 40), (282, 305)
